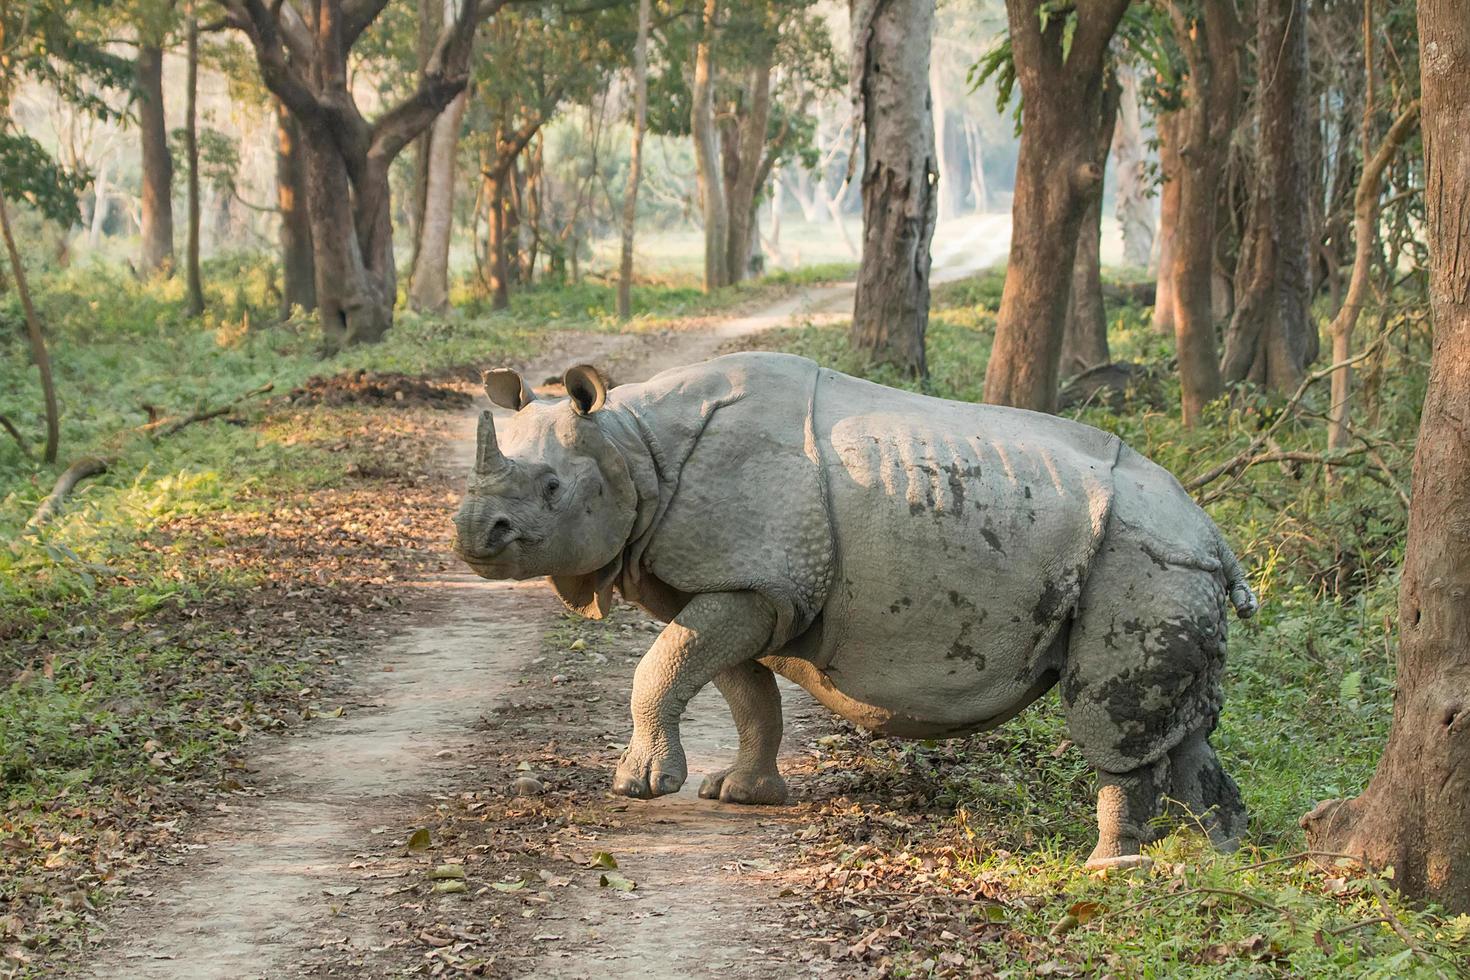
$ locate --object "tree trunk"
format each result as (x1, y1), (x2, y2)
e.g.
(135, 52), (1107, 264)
(1166, 0), (1245, 427)
(982, 0), (1131, 411)
(1220, 0), (1316, 390)
(617, 0), (652, 319)
(1327, 34), (1420, 455)
(1112, 64), (1153, 267)
(137, 43), (175, 277)
(1060, 75), (1122, 379)
(849, 0), (939, 378)
(303, 131), (392, 350)
(408, 89), (469, 312)
(407, 0), (446, 281)
(1301, 0), (1470, 911)
(484, 170), (510, 310)
(1153, 111), (1182, 334)
(724, 43), (774, 285)
(184, 9), (205, 318)
(0, 194), (59, 464)
(692, 0), (728, 292)
(963, 116), (990, 211)
(276, 103), (315, 316)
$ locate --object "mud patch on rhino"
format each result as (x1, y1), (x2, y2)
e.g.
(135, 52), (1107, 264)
(945, 616), (988, 669)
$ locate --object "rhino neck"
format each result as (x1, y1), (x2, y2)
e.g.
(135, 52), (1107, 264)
(595, 407), (665, 593)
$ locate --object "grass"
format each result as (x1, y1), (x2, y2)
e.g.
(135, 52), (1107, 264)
(735, 270), (1465, 976)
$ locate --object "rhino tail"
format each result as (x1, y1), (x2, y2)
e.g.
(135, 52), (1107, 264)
(1215, 529), (1258, 619)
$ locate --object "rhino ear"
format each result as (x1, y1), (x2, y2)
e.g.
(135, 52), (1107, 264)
(549, 559), (619, 620)
(564, 364), (607, 417)
(484, 368), (537, 411)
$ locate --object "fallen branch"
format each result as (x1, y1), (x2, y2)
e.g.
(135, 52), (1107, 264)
(0, 413), (34, 460)
(1195, 447), (1373, 507)
(27, 457), (113, 528)
(26, 383), (274, 528)
(142, 383), (274, 439)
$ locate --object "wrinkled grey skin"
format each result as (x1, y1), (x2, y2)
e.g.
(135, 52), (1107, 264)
(453, 353), (1258, 868)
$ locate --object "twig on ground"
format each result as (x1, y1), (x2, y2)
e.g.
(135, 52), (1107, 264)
(141, 383), (274, 439)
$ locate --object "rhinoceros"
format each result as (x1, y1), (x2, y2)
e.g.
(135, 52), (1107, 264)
(452, 352), (1256, 869)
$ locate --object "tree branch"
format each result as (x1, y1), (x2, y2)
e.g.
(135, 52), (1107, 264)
(0, 413), (34, 460)
(217, 0), (321, 122)
(367, 0), (484, 166)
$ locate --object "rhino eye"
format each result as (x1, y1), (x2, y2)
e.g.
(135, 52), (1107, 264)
(543, 477), (561, 500)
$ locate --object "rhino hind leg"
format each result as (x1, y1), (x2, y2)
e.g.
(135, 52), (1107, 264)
(698, 660), (788, 805)
(1063, 527), (1246, 867)
(1166, 727), (1247, 851)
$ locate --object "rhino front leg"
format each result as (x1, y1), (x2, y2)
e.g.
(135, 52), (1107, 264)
(614, 592), (776, 800)
(699, 660), (788, 804)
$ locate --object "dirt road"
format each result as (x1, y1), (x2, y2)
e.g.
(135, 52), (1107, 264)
(77, 237), (1009, 979)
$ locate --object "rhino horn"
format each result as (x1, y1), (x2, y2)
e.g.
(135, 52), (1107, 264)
(474, 410), (512, 478)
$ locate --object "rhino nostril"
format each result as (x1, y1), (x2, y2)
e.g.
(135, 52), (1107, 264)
(484, 517), (514, 554)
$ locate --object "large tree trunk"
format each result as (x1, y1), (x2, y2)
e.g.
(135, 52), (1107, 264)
(1166, 0), (1245, 427)
(408, 89), (469, 312)
(982, 0), (1131, 411)
(1112, 65), (1153, 267)
(276, 103), (315, 316)
(1153, 111), (1182, 334)
(849, 0), (939, 378)
(483, 169), (510, 310)
(1060, 75), (1122, 379)
(137, 43), (175, 277)
(724, 43), (774, 285)
(183, 10), (205, 317)
(303, 131), (393, 350)
(692, 0), (728, 292)
(617, 0), (652, 320)
(1220, 0), (1316, 390)
(1301, 0), (1470, 911)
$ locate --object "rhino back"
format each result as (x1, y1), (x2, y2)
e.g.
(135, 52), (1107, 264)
(809, 369), (1122, 731)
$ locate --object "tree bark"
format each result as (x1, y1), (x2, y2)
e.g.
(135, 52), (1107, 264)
(484, 169), (510, 310)
(1153, 111), (1182, 334)
(1166, 0), (1245, 427)
(1301, 0), (1470, 911)
(692, 0), (728, 292)
(724, 40), (774, 285)
(849, 0), (939, 378)
(617, 0), (652, 320)
(137, 42), (175, 277)
(982, 0), (1131, 411)
(1220, 0), (1316, 390)
(1112, 64), (1153, 268)
(276, 102), (315, 316)
(408, 88), (469, 312)
(184, 9), (205, 317)
(1060, 74), (1122, 379)
(407, 0), (446, 280)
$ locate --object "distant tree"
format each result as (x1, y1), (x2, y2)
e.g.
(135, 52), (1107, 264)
(1220, 0), (1317, 390)
(1163, 0), (1246, 427)
(691, 0), (726, 291)
(617, 0), (653, 320)
(1111, 64), (1153, 268)
(183, 3), (205, 316)
(1302, 0), (1470, 912)
(979, 0), (1131, 412)
(135, 3), (177, 278)
(1059, 71), (1122, 379)
(848, 0), (938, 378)
(218, 0), (485, 350)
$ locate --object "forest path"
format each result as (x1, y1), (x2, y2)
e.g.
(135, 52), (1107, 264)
(79, 238), (1006, 980)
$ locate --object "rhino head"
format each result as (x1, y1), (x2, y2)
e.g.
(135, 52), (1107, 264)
(452, 365), (638, 618)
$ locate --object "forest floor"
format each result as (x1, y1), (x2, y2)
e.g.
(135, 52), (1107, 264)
(60, 240), (1009, 980)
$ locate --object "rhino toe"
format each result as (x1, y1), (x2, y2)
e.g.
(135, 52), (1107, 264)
(699, 767), (788, 805)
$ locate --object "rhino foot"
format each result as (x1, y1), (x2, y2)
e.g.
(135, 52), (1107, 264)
(698, 767), (788, 805)
(612, 744), (687, 799)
